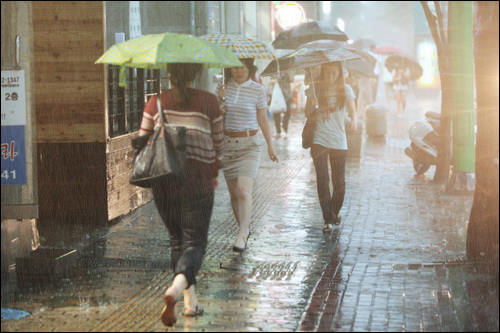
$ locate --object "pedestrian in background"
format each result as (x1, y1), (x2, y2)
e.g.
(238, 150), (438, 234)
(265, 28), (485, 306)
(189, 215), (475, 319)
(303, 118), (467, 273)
(138, 63), (223, 326)
(306, 62), (358, 232)
(381, 59), (393, 108)
(392, 62), (411, 114)
(218, 58), (279, 252)
(355, 74), (374, 120)
(273, 72), (293, 139)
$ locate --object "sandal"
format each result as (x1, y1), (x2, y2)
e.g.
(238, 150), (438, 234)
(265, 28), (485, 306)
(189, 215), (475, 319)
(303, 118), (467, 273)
(161, 294), (177, 327)
(334, 216), (342, 226)
(183, 305), (204, 317)
(233, 231), (251, 252)
(323, 223), (333, 233)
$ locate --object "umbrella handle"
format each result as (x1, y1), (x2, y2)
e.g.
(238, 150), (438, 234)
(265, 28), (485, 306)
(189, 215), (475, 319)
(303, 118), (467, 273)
(119, 66), (127, 87)
(309, 68), (318, 106)
(219, 72), (226, 114)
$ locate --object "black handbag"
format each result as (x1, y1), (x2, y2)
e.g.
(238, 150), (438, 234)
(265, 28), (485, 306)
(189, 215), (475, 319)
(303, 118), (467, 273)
(130, 97), (187, 188)
(302, 86), (319, 149)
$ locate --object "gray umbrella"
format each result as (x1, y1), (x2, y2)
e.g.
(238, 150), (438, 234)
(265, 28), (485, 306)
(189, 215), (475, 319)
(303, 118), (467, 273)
(298, 40), (376, 77)
(261, 47), (360, 77)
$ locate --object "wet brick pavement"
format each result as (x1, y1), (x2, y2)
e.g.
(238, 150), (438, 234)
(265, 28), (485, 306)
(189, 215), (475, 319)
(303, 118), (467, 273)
(2, 97), (499, 332)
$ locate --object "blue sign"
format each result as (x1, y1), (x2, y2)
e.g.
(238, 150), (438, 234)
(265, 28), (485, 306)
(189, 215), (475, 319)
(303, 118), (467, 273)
(1, 126), (27, 185)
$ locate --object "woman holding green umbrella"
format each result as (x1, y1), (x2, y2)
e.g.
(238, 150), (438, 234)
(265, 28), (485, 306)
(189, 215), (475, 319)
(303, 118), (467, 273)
(139, 63), (222, 327)
(97, 32), (242, 327)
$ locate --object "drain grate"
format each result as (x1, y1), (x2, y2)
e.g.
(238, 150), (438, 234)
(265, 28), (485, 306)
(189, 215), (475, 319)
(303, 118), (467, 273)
(219, 260), (300, 281)
(248, 261), (300, 280)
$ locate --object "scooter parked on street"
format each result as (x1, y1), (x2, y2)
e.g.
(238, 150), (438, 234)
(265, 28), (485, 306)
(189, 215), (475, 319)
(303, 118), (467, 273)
(405, 111), (441, 175)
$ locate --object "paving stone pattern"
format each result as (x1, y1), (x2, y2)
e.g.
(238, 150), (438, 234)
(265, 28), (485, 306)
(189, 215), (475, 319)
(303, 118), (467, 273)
(2, 108), (498, 332)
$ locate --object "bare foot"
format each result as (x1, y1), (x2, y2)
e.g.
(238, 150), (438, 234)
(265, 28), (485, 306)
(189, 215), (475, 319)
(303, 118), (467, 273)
(161, 289), (177, 327)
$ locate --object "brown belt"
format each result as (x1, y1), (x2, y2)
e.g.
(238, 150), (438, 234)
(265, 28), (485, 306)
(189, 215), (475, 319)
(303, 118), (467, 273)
(224, 130), (258, 138)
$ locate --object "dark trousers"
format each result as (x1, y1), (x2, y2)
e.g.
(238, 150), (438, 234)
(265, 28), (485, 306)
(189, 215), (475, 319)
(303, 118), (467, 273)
(311, 145), (347, 224)
(152, 179), (214, 288)
(273, 101), (292, 134)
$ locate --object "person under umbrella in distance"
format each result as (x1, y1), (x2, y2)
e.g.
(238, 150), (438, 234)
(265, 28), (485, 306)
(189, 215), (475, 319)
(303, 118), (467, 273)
(391, 61), (411, 114)
(273, 72), (293, 139)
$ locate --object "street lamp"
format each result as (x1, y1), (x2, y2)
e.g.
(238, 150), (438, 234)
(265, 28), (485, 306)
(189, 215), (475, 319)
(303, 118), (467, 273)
(276, 2), (306, 30)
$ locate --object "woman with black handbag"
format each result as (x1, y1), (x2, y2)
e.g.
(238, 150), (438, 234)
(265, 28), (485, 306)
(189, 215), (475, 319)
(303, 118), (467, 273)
(138, 63), (224, 326)
(306, 62), (358, 233)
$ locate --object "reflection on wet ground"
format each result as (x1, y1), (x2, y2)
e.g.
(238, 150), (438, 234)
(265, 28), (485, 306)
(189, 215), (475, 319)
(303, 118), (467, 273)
(2, 93), (498, 332)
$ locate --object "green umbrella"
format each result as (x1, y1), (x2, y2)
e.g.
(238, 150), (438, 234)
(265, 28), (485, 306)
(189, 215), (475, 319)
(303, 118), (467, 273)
(96, 32), (243, 86)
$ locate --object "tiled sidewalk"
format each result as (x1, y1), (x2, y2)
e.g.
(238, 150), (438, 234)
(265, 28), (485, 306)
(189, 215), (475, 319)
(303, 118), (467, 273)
(2, 107), (498, 332)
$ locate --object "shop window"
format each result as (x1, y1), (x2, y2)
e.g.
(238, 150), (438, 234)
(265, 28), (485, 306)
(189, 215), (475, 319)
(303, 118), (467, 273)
(107, 66), (161, 138)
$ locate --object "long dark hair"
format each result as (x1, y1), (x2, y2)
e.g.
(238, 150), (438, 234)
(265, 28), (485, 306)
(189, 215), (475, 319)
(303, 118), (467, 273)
(168, 63), (202, 108)
(224, 58), (258, 82)
(315, 62), (346, 120)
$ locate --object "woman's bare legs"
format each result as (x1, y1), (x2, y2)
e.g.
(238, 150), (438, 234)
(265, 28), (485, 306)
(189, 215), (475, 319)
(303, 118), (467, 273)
(226, 178), (240, 223)
(183, 285), (198, 308)
(226, 176), (254, 248)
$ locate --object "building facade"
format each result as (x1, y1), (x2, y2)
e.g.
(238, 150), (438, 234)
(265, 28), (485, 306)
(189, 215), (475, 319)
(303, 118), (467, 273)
(1, 1), (280, 286)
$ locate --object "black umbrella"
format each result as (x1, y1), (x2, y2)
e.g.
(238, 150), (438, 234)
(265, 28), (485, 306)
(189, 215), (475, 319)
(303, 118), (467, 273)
(261, 47), (360, 77)
(272, 21), (349, 50)
(296, 40), (376, 77)
(385, 54), (423, 80)
(351, 38), (376, 50)
(347, 58), (377, 78)
(354, 49), (377, 67)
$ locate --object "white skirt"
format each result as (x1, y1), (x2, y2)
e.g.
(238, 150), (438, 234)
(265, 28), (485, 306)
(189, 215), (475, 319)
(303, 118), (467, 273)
(222, 134), (262, 180)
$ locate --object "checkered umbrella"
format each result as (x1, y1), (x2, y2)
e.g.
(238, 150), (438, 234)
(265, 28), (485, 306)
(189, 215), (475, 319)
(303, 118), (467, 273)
(200, 34), (275, 60)
(96, 32), (243, 86)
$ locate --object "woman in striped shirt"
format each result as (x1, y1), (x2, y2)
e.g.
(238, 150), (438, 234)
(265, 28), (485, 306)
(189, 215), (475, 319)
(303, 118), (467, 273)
(138, 63), (223, 326)
(218, 58), (279, 253)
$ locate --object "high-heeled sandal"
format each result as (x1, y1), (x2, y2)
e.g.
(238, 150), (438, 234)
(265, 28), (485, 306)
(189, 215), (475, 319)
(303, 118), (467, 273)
(232, 231), (251, 252)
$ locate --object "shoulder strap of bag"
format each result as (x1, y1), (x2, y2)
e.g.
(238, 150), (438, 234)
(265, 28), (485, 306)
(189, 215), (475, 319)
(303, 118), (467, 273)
(156, 95), (167, 125)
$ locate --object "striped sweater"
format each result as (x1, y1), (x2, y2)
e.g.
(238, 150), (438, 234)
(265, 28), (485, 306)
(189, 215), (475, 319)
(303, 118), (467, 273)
(140, 88), (224, 181)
